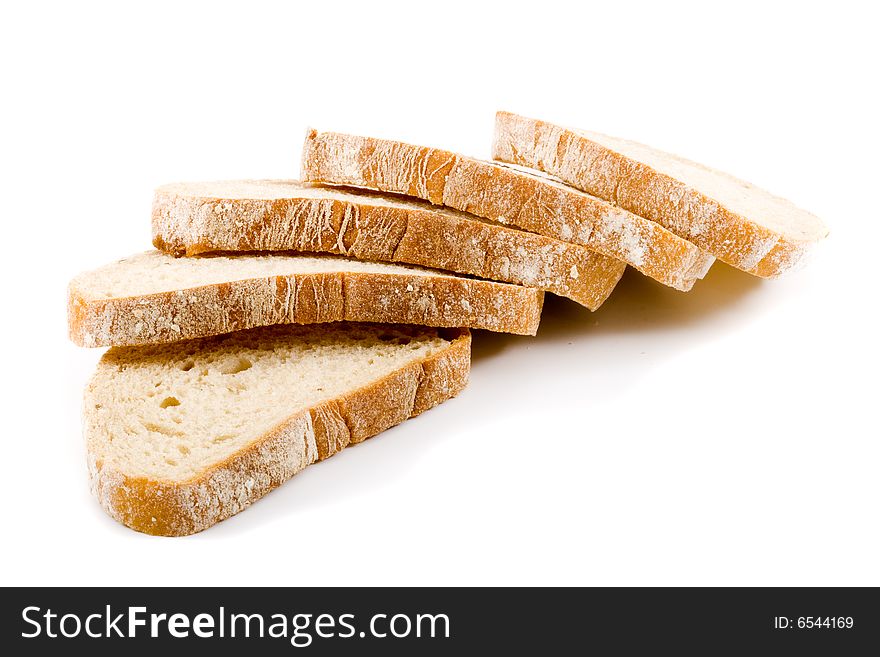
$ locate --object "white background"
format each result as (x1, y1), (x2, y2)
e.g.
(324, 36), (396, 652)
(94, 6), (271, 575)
(1, 0), (877, 586)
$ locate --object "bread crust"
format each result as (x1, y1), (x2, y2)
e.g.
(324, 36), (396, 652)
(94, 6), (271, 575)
(86, 327), (471, 536)
(300, 132), (713, 290)
(151, 181), (626, 308)
(68, 256), (544, 345)
(492, 111), (827, 277)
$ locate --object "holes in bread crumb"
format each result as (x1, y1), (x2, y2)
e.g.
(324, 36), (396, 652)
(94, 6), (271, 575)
(94, 404), (102, 410)
(180, 360), (194, 372)
(177, 445), (190, 455)
(165, 458), (178, 466)
(160, 396), (181, 409)
(213, 434), (235, 444)
(220, 357), (252, 375)
(142, 422), (183, 437)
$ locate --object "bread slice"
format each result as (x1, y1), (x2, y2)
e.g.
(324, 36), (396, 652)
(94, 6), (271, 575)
(493, 111), (829, 276)
(69, 251), (543, 346)
(300, 130), (714, 291)
(151, 180), (626, 309)
(85, 323), (470, 536)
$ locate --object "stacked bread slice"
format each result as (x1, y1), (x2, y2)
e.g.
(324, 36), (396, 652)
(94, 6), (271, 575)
(85, 324), (470, 536)
(68, 112), (827, 536)
(69, 251), (544, 345)
(491, 112), (829, 276)
(151, 181), (625, 310)
(299, 130), (715, 291)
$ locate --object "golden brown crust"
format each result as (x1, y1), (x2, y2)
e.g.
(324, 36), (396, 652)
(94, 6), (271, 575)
(492, 111), (827, 277)
(68, 264), (544, 346)
(151, 181), (626, 307)
(88, 328), (471, 536)
(300, 132), (713, 290)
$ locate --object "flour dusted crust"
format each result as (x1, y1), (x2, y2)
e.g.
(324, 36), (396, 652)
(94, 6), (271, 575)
(151, 180), (626, 308)
(68, 252), (545, 344)
(300, 131), (713, 291)
(86, 326), (470, 536)
(492, 111), (828, 277)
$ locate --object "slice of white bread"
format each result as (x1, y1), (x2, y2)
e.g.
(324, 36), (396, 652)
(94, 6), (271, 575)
(69, 251), (543, 345)
(493, 111), (829, 276)
(300, 131), (714, 291)
(152, 180), (626, 309)
(85, 323), (470, 536)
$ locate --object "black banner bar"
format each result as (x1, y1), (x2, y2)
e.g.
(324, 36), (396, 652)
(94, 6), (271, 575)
(2, 587), (877, 654)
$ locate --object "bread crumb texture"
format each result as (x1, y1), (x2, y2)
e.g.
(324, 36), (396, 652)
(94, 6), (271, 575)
(85, 323), (470, 536)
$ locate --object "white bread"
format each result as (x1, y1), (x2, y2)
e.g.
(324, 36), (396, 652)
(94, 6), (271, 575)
(300, 131), (714, 291)
(493, 111), (829, 276)
(151, 180), (626, 309)
(68, 251), (544, 345)
(85, 323), (471, 536)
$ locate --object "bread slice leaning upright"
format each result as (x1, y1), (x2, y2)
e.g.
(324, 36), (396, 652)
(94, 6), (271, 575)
(85, 323), (470, 536)
(68, 251), (544, 346)
(152, 180), (626, 310)
(493, 111), (829, 276)
(300, 131), (714, 291)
